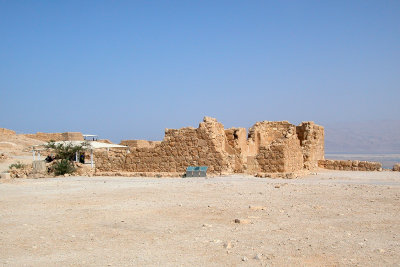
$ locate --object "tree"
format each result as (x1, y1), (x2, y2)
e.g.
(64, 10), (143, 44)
(45, 140), (88, 161)
(45, 141), (89, 175)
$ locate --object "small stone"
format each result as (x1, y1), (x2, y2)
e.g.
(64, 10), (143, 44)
(249, 205), (266, 211)
(274, 185), (280, 188)
(234, 218), (251, 224)
(224, 241), (233, 249)
(242, 256), (248, 262)
(254, 253), (262, 260)
(202, 223), (212, 228)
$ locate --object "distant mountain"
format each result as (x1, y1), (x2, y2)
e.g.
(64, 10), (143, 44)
(324, 120), (400, 153)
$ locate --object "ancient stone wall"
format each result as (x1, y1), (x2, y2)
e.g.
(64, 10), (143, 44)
(318, 160), (382, 171)
(256, 135), (304, 173)
(23, 132), (84, 142)
(224, 127), (250, 172)
(96, 117), (235, 174)
(120, 140), (161, 149)
(296, 122), (324, 170)
(95, 149), (128, 172)
(393, 163), (400, 172)
(248, 121), (293, 153)
(95, 117), (325, 175)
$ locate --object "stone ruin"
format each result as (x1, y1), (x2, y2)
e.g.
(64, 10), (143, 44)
(22, 132), (84, 142)
(95, 117), (325, 176)
(318, 159), (382, 171)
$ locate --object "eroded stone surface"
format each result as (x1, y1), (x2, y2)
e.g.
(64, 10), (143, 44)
(22, 132), (84, 142)
(318, 159), (382, 171)
(95, 117), (325, 175)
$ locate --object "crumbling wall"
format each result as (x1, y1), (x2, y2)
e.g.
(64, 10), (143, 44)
(95, 117), (325, 175)
(318, 160), (382, 171)
(393, 163), (400, 172)
(256, 134), (304, 173)
(23, 132), (84, 142)
(248, 121), (293, 153)
(96, 117), (235, 174)
(224, 127), (250, 172)
(120, 140), (161, 149)
(296, 122), (324, 170)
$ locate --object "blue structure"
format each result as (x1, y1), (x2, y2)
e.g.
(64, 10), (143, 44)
(185, 166), (208, 177)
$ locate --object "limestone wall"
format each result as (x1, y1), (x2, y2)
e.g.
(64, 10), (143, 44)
(296, 122), (325, 170)
(248, 121), (293, 153)
(256, 135), (304, 173)
(96, 117), (235, 174)
(224, 127), (251, 172)
(23, 132), (84, 142)
(95, 117), (325, 175)
(318, 160), (382, 171)
(120, 140), (161, 149)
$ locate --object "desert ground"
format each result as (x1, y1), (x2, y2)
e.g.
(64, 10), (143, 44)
(1, 171), (399, 266)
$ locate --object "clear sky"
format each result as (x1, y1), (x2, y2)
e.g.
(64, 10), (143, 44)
(1, 1), (399, 142)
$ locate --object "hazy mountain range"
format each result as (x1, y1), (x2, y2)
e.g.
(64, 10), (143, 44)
(324, 120), (400, 153)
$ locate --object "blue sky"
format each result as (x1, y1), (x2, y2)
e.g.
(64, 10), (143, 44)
(1, 1), (399, 142)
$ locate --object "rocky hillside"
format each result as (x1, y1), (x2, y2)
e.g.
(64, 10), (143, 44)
(0, 128), (44, 156)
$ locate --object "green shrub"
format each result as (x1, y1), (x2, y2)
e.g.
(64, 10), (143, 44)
(45, 141), (87, 161)
(53, 159), (75, 175)
(9, 162), (26, 169)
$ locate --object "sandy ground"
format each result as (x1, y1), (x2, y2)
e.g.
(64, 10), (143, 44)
(0, 156), (33, 173)
(1, 171), (399, 266)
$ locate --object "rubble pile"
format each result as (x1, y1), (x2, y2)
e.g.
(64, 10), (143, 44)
(9, 164), (32, 178)
(393, 163), (400, 172)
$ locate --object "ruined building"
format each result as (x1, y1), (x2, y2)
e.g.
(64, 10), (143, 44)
(23, 132), (84, 142)
(95, 117), (324, 175)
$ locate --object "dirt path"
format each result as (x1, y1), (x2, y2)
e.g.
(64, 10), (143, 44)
(1, 171), (400, 266)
